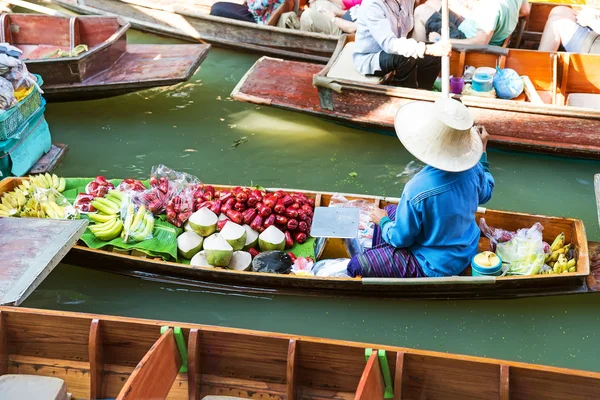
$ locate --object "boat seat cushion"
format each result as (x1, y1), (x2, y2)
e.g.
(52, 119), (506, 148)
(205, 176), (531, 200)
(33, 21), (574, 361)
(566, 93), (600, 110)
(326, 42), (384, 84)
(0, 374), (69, 400)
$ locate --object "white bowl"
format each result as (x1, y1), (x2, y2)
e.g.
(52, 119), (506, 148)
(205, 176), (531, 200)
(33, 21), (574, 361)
(475, 67), (497, 77)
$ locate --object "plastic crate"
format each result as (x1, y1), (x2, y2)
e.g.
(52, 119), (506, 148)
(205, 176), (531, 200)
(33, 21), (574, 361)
(0, 74), (44, 141)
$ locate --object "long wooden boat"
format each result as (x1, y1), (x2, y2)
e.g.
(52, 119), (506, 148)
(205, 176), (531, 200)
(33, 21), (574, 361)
(1, 13), (210, 101)
(2, 176), (599, 300)
(53, 0), (339, 63)
(232, 34), (600, 159)
(2, 306), (600, 399)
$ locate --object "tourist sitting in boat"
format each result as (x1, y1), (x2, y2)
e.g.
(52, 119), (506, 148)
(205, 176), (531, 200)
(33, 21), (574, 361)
(413, 0), (531, 46)
(210, 0), (285, 24)
(300, 0), (361, 34)
(347, 100), (495, 278)
(353, 0), (452, 89)
(538, 5), (600, 53)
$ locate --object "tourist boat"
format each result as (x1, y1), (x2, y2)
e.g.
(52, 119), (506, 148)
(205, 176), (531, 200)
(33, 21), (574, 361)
(0, 13), (210, 101)
(53, 0), (339, 63)
(1, 306), (599, 399)
(232, 33), (600, 159)
(1, 176), (598, 300)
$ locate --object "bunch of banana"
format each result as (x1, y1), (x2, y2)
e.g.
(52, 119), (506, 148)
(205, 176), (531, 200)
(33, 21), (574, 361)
(541, 232), (577, 274)
(121, 204), (154, 243)
(0, 187), (26, 216)
(90, 190), (122, 215)
(28, 173), (66, 192)
(19, 197), (75, 219)
(88, 216), (123, 241)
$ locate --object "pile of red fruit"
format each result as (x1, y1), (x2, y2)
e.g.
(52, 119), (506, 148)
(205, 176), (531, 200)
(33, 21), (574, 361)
(193, 185), (314, 246)
(118, 178), (146, 192)
(165, 186), (195, 228)
(141, 176), (177, 215)
(85, 176), (115, 197)
(73, 193), (96, 213)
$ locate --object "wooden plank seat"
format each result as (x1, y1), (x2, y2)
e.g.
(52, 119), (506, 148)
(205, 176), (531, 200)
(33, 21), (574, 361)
(326, 41), (385, 84)
(0, 374), (69, 400)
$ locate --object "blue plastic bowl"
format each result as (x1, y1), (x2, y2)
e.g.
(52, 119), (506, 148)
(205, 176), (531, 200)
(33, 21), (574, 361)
(471, 253), (503, 276)
(472, 73), (494, 92)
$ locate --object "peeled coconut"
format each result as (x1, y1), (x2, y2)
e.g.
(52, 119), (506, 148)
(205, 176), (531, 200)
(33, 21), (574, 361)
(184, 221), (195, 233)
(228, 251), (252, 271)
(190, 251), (213, 268)
(177, 231), (204, 259)
(243, 224), (259, 250)
(219, 221), (247, 251)
(258, 225), (285, 252)
(203, 233), (233, 267)
(188, 207), (218, 236)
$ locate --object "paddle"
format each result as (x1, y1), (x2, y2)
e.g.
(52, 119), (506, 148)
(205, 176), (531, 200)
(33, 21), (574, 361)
(441, 0), (450, 97)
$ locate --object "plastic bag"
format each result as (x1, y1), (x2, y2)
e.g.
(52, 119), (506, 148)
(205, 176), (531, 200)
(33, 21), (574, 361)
(311, 258), (351, 278)
(329, 194), (375, 254)
(138, 164), (200, 215)
(493, 68), (524, 100)
(479, 218), (517, 252)
(165, 185), (195, 227)
(291, 256), (314, 276)
(120, 192), (155, 243)
(21, 187), (79, 220)
(117, 178), (146, 193)
(0, 75), (16, 110)
(493, 222), (546, 276)
(3, 60), (37, 91)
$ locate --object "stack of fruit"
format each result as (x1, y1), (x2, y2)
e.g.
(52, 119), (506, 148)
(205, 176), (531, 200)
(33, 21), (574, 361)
(0, 174), (69, 218)
(121, 202), (155, 243)
(542, 232), (577, 274)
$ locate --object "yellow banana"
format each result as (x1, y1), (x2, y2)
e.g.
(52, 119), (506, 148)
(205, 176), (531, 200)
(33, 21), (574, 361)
(568, 266), (576, 273)
(52, 174), (60, 189)
(550, 232), (565, 252)
(50, 202), (65, 219)
(567, 259), (576, 268)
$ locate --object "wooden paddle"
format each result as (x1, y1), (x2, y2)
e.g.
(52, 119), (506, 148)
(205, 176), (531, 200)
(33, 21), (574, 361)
(441, 0), (450, 97)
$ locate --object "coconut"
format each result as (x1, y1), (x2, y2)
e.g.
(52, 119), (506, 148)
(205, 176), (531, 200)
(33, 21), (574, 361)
(203, 234), (233, 267)
(188, 207), (218, 236)
(243, 224), (259, 250)
(251, 251), (292, 274)
(184, 221), (195, 233)
(228, 251), (252, 271)
(258, 225), (285, 252)
(219, 221), (247, 251)
(190, 251), (214, 268)
(177, 231), (204, 259)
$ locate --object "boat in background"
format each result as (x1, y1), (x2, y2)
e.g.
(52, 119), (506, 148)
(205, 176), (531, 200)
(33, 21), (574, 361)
(1, 306), (599, 399)
(54, 0), (338, 63)
(0, 13), (210, 101)
(232, 34), (600, 159)
(1, 176), (598, 300)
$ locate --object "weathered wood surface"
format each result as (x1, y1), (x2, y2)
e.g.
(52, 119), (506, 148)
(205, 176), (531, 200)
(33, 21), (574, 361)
(28, 143), (69, 175)
(232, 57), (600, 159)
(595, 174), (600, 228)
(0, 217), (87, 305)
(55, 0), (338, 63)
(2, 306), (600, 399)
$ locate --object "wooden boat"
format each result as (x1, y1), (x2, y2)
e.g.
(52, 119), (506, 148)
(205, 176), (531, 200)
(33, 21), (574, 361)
(2, 306), (600, 399)
(53, 0), (339, 63)
(232, 34), (600, 159)
(1, 176), (599, 300)
(0, 13), (210, 101)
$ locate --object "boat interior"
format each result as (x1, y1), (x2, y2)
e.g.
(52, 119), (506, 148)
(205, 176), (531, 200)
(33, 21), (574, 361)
(1, 306), (599, 399)
(0, 14), (127, 60)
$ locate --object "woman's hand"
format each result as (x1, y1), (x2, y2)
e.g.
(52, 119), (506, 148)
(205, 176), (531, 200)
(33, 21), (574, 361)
(425, 40), (452, 57)
(369, 207), (388, 225)
(473, 125), (489, 151)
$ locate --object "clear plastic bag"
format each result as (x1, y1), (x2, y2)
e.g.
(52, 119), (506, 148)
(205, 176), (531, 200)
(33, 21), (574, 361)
(493, 68), (524, 100)
(311, 258), (351, 278)
(3, 60), (37, 91)
(0, 76), (16, 110)
(165, 185), (195, 227)
(138, 164), (200, 215)
(329, 194), (375, 253)
(479, 218), (517, 252)
(291, 256), (315, 276)
(493, 222), (546, 276)
(22, 187), (79, 219)
(120, 192), (155, 243)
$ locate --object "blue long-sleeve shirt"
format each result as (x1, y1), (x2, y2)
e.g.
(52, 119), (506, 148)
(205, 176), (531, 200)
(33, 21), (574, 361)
(379, 154), (494, 277)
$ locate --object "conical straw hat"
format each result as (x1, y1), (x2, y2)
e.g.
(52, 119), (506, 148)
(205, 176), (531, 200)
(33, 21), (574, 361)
(394, 98), (483, 172)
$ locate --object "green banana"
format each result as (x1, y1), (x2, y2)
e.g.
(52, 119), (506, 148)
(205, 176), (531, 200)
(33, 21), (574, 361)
(98, 196), (121, 211)
(50, 202), (65, 219)
(42, 203), (57, 219)
(52, 174), (60, 190)
(45, 173), (53, 188)
(88, 212), (115, 223)
(91, 198), (118, 215)
(131, 214), (154, 242)
(89, 218), (118, 235)
(122, 203), (135, 242)
(107, 190), (123, 201)
(131, 205), (146, 231)
(93, 219), (123, 241)
(57, 177), (66, 192)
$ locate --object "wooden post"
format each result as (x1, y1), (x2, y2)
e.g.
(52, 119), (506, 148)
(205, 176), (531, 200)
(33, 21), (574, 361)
(0, 311), (7, 376)
(441, 0), (450, 97)
(187, 329), (201, 400)
(287, 339), (298, 400)
(89, 319), (104, 400)
(500, 364), (510, 400)
(393, 352), (404, 400)
(355, 350), (385, 400)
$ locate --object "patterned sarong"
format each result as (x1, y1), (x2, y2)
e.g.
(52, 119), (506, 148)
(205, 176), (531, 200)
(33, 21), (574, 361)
(347, 204), (424, 278)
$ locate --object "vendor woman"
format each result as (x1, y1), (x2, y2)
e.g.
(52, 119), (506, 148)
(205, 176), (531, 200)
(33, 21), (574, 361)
(347, 98), (495, 278)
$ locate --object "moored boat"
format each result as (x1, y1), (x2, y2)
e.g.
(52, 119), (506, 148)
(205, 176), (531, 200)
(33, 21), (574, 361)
(232, 34), (600, 159)
(53, 0), (339, 63)
(2, 306), (600, 399)
(1, 176), (598, 300)
(0, 13), (211, 101)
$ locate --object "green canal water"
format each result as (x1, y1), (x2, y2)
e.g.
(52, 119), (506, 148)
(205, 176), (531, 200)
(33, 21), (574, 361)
(19, 29), (600, 372)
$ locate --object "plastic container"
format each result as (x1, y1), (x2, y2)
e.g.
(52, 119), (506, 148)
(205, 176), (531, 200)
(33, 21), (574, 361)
(450, 76), (464, 94)
(475, 67), (497, 78)
(0, 74), (43, 141)
(471, 252), (503, 276)
(472, 73), (494, 92)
